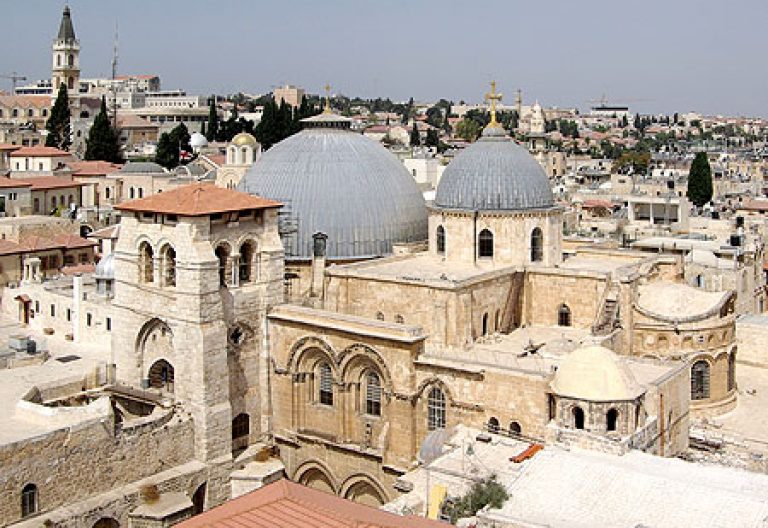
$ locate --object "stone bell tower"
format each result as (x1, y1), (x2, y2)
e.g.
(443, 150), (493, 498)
(52, 5), (80, 96)
(110, 184), (284, 466)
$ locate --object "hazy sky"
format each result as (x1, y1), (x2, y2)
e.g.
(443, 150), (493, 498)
(3, 0), (767, 117)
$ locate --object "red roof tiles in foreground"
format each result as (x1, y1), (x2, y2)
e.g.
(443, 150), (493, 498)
(68, 160), (123, 176)
(0, 144), (22, 152)
(10, 146), (71, 158)
(0, 177), (32, 189)
(177, 479), (446, 528)
(115, 183), (282, 216)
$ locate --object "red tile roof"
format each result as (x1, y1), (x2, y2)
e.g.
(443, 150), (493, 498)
(15, 176), (84, 190)
(115, 183), (282, 216)
(0, 144), (22, 151)
(0, 95), (51, 108)
(0, 177), (32, 189)
(68, 160), (123, 176)
(177, 479), (446, 528)
(10, 146), (71, 158)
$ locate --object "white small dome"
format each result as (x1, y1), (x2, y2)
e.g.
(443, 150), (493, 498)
(551, 345), (641, 402)
(190, 132), (208, 149)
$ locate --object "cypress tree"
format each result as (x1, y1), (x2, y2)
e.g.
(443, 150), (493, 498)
(155, 132), (176, 169)
(205, 96), (219, 141)
(84, 96), (122, 163)
(410, 122), (421, 146)
(686, 152), (713, 207)
(45, 83), (72, 151)
(201, 121), (206, 137)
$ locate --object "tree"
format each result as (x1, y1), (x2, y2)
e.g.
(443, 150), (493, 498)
(84, 96), (122, 163)
(443, 475), (508, 524)
(687, 152), (713, 207)
(410, 123), (421, 146)
(155, 123), (192, 169)
(45, 83), (72, 151)
(205, 96), (219, 141)
(455, 119), (481, 142)
(425, 129), (439, 148)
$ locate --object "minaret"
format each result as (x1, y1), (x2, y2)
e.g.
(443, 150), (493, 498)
(51, 5), (80, 96)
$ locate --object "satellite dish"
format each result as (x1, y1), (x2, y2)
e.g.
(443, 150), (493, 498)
(418, 427), (453, 464)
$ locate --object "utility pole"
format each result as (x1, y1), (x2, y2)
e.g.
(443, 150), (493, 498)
(109, 22), (119, 128)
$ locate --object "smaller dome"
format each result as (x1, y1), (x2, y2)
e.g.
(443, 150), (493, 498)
(190, 132), (208, 148)
(121, 161), (166, 174)
(232, 133), (258, 148)
(94, 253), (115, 280)
(551, 345), (641, 401)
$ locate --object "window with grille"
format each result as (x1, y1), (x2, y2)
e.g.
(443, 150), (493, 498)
(478, 229), (494, 258)
(531, 227), (543, 262)
(691, 360), (710, 400)
(319, 362), (333, 405)
(427, 387), (446, 431)
(21, 484), (37, 518)
(436, 225), (445, 254)
(365, 371), (382, 416)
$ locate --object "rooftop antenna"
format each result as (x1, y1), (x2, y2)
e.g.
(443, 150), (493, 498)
(110, 21), (118, 128)
(111, 21), (118, 80)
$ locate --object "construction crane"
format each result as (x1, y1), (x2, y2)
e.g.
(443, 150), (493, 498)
(0, 72), (27, 93)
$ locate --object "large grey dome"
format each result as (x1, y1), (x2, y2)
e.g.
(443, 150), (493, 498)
(434, 127), (554, 211)
(238, 121), (427, 260)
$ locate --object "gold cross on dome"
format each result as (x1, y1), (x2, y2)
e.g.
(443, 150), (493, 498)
(484, 80), (503, 127)
(323, 84), (331, 114)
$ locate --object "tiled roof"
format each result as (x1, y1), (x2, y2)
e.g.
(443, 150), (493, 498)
(88, 224), (120, 239)
(0, 95), (51, 109)
(68, 160), (123, 176)
(176, 479), (446, 528)
(0, 177), (32, 189)
(0, 144), (22, 151)
(116, 114), (156, 128)
(115, 183), (282, 216)
(22, 177), (83, 191)
(10, 146), (71, 158)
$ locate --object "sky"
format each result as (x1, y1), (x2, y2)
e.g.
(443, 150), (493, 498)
(3, 0), (767, 117)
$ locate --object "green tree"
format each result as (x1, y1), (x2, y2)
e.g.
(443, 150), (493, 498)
(84, 96), (122, 163)
(687, 152), (713, 207)
(425, 129), (439, 148)
(410, 123), (421, 146)
(205, 96), (219, 141)
(155, 123), (192, 169)
(455, 119), (481, 142)
(444, 475), (508, 523)
(45, 83), (72, 151)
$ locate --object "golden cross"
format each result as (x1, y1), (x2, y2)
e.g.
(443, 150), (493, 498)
(323, 84), (331, 114)
(484, 80), (503, 127)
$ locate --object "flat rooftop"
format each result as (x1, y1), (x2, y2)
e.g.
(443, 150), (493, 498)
(0, 314), (108, 446)
(385, 426), (768, 527)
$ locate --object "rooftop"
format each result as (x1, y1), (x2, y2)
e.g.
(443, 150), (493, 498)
(176, 478), (446, 528)
(10, 146), (71, 158)
(115, 183), (282, 217)
(636, 282), (731, 320)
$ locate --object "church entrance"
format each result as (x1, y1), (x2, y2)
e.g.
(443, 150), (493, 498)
(15, 294), (30, 325)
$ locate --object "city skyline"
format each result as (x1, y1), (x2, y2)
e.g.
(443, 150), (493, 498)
(2, 0), (767, 117)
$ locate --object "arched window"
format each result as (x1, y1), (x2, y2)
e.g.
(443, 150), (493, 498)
(68, 53), (74, 66)
(92, 518), (120, 528)
(105, 188), (111, 199)
(482, 312), (489, 336)
(148, 359), (174, 392)
(232, 413), (250, 442)
(51, 196), (57, 209)
(691, 360), (710, 400)
(57, 54), (61, 67)
(487, 417), (499, 433)
(27, 109), (34, 117)
(365, 371), (382, 416)
(573, 406), (585, 430)
(215, 244), (230, 286)
(138, 242), (154, 283)
(509, 421), (522, 435)
(161, 245), (176, 287)
(21, 483), (38, 518)
(606, 408), (618, 432)
(558, 304), (572, 327)
(695, 274), (704, 288)
(478, 229), (494, 258)
(42, 109), (48, 117)
(375, 312), (384, 321)
(531, 227), (544, 262)
(138, 188), (144, 199)
(239, 241), (255, 283)
(436, 225), (445, 254)
(427, 387), (446, 431)
(728, 351), (736, 392)
(318, 362), (333, 406)
(129, 187), (135, 199)
(68, 76), (74, 90)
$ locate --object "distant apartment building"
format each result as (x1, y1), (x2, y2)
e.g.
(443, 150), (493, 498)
(273, 84), (305, 107)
